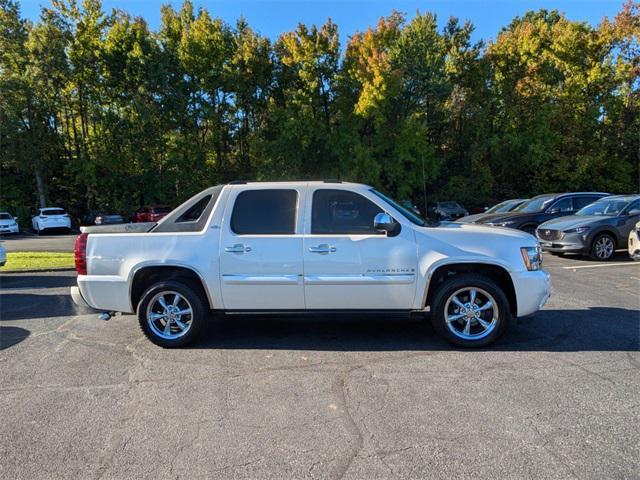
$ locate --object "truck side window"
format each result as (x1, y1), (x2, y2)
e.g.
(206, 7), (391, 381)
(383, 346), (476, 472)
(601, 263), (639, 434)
(231, 189), (297, 235)
(312, 189), (383, 234)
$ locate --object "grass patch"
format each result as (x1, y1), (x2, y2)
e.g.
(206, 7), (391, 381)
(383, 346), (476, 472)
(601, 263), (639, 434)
(1, 252), (75, 272)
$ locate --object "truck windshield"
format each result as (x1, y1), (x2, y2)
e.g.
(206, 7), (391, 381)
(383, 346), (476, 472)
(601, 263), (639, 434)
(370, 189), (426, 226)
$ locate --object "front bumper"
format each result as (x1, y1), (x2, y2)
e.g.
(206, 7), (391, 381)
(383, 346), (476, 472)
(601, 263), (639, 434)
(512, 269), (551, 318)
(0, 225), (19, 234)
(537, 232), (587, 253)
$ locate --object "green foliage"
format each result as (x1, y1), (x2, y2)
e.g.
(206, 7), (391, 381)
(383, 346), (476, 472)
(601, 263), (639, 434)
(1, 0), (638, 220)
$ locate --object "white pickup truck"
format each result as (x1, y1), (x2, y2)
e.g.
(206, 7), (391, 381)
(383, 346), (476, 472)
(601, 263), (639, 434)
(71, 181), (550, 348)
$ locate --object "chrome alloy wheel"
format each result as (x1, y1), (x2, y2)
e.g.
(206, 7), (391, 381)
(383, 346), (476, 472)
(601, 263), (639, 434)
(594, 236), (614, 259)
(146, 291), (194, 340)
(444, 287), (499, 341)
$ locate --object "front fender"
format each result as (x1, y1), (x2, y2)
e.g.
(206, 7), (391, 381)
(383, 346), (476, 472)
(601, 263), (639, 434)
(415, 255), (515, 309)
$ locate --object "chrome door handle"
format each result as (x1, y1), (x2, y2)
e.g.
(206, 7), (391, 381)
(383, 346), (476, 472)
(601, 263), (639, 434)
(308, 244), (336, 254)
(225, 243), (252, 254)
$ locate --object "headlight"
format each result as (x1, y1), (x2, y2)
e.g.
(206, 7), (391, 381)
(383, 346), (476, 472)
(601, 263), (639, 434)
(564, 226), (589, 234)
(95, 216), (103, 224)
(521, 246), (543, 271)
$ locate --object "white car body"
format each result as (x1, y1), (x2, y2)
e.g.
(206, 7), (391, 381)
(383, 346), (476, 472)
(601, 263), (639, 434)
(0, 212), (19, 234)
(32, 208), (71, 233)
(0, 244), (6, 266)
(629, 221), (640, 261)
(71, 182), (550, 322)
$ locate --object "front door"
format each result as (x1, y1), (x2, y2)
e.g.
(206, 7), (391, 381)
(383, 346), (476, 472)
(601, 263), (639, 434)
(303, 188), (418, 310)
(219, 186), (306, 310)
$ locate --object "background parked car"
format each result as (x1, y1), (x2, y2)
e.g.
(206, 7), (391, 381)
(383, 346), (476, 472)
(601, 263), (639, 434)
(0, 212), (19, 234)
(458, 199), (527, 223)
(477, 192), (610, 234)
(0, 243), (5, 266)
(428, 201), (468, 220)
(629, 221), (640, 261)
(536, 195), (640, 260)
(131, 205), (172, 223)
(32, 207), (71, 234)
(82, 211), (125, 226)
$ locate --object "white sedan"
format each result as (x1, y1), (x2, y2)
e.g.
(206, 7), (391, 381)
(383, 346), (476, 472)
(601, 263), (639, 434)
(32, 208), (71, 234)
(0, 212), (19, 234)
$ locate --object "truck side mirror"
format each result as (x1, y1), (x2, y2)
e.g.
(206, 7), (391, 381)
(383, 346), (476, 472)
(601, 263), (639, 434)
(374, 212), (399, 236)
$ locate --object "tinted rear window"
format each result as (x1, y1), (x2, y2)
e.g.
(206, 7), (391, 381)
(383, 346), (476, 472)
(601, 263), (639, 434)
(231, 189), (297, 235)
(42, 209), (65, 215)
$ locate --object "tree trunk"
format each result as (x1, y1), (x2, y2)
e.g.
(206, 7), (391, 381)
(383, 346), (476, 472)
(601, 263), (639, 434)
(34, 168), (47, 208)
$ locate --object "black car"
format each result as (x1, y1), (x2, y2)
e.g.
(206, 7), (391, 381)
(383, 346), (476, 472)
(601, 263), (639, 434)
(477, 192), (610, 234)
(428, 201), (468, 220)
(536, 195), (640, 260)
(81, 211), (125, 226)
(458, 198), (527, 223)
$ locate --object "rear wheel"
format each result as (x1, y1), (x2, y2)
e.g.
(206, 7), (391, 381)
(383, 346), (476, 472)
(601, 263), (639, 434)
(137, 280), (207, 348)
(431, 274), (511, 348)
(590, 233), (615, 261)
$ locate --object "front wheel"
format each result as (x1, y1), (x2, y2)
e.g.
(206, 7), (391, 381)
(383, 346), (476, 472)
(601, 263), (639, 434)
(590, 233), (616, 261)
(430, 274), (512, 348)
(137, 280), (207, 348)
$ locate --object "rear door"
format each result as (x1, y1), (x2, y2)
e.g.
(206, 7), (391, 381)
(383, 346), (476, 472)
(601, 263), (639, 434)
(302, 187), (418, 310)
(219, 185), (306, 310)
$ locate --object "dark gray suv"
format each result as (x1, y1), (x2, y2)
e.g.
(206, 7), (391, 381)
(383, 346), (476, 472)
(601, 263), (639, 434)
(536, 195), (640, 260)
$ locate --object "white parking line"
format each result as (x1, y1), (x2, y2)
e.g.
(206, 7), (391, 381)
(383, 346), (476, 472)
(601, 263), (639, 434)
(562, 262), (640, 270)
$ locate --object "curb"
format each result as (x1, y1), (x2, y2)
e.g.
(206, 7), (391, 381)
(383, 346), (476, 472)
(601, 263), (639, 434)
(0, 267), (76, 274)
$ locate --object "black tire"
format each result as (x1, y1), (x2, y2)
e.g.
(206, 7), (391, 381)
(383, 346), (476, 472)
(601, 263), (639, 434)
(430, 273), (512, 348)
(137, 280), (207, 348)
(589, 233), (616, 261)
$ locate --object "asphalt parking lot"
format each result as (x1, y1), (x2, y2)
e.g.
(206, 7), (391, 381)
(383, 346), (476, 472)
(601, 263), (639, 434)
(1, 253), (638, 479)
(0, 233), (77, 253)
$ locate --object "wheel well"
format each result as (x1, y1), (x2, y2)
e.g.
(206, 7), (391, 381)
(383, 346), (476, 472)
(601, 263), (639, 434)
(425, 263), (517, 316)
(130, 266), (211, 312)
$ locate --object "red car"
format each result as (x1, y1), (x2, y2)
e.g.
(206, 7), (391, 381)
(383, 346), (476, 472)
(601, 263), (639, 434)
(131, 205), (171, 223)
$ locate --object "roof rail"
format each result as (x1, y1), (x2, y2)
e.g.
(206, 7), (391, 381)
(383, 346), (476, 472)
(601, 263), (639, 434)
(228, 180), (248, 184)
(323, 179), (342, 183)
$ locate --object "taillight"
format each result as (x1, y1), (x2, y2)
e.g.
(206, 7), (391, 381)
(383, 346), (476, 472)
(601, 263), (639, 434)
(74, 233), (88, 275)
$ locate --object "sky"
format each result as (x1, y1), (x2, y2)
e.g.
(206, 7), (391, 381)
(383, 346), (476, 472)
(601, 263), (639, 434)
(18, 0), (624, 46)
